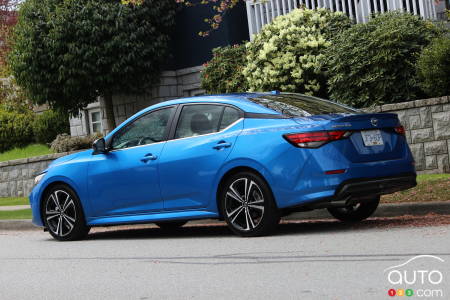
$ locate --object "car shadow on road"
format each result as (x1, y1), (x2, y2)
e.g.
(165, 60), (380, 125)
(85, 218), (404, 241)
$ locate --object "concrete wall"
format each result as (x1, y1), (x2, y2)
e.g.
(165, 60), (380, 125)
(369, 96), (450, 174)
(70, 66), (204, 136)
(0, 152), (80, 198)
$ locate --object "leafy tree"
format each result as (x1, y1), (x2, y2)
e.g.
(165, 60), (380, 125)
(9, 0), (176, 131)
(326, 12), (442, 108)
(176, 0), (240, 37)
(416, 36), (450, 97)
(0, 0), (19, 76)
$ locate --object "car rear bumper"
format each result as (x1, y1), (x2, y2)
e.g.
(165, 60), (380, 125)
(281, 172), (416, 213)
(334, 173), (416, 200)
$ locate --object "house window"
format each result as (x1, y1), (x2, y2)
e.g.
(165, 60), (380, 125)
(89, 110), (103, 134)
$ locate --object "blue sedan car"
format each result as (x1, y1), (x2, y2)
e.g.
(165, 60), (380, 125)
(30, 92), (416, 240)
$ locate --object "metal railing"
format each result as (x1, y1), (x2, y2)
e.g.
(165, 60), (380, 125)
(246, 0), (438, 38)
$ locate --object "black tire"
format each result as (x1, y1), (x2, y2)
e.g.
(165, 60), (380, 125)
(42, 184), (90, 241)
(155, 221), (187, 230)
(327, 197), (380, 222)
(220, 171), (280, 237)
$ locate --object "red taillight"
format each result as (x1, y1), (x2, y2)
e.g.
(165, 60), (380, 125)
(395, 125), (406, 135)
(283, 131), (351, 148)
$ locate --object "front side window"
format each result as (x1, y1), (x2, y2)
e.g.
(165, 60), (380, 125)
(175, 105), (224, 139)
(111, 107), (175, 150)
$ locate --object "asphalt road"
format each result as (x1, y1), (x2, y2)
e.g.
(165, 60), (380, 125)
(1, 219), (449, 300)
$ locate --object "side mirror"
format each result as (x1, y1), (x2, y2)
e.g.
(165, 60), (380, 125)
(92, 138), (107, 155)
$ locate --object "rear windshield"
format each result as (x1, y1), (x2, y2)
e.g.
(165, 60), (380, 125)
(249, 93), (359, 117)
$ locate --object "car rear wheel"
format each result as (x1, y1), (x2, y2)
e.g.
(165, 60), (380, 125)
(42, 184), (90, 241)
(220, 172), (280, 237)
(327, 197), (380, 222)
(155, 221), (187, 230)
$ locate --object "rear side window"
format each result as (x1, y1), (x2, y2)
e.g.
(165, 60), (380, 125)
(220, 107), (240, 130)
(249, 93), (359, 117)
(175, 105), (223, 139)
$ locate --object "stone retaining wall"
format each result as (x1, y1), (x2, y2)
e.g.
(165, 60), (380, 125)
(2, 96), (449, 198)
(0, 152), (79, 198)
(369, 96), (450, 173)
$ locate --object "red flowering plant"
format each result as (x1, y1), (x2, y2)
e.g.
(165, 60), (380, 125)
(176, 0), (241, 36)
(123, 0), (243, 37)
(201, 44), (248, 93)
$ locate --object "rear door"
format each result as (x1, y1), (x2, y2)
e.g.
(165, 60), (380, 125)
(158, 104), (244, 210)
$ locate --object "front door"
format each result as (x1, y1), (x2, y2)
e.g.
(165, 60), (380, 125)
(88, 106), (176, 217)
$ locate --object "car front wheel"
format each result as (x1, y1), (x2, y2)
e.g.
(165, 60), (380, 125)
(220, 172), (280, 237)
(42, 184), (90, 241)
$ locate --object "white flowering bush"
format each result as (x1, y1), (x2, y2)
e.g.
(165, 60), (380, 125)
(243, 8), (351, 97)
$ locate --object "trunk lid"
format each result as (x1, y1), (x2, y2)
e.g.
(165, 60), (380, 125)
(292, 113), (405, 163)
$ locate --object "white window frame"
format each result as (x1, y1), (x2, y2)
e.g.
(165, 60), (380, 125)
(89, 109), (103, 134)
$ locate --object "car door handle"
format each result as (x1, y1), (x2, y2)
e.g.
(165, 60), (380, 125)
(213, 141), (232, 150)
(140, 153), (157, 163)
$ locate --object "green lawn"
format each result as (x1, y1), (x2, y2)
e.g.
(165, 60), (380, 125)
(417, 173), (450, 183)
(0, 209), (32, 220)
(0, 197), (29, 206)
(0, 144), (53, 162)
(382, 173), (450, 203)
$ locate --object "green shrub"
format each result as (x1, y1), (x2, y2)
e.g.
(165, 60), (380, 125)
(326, 12), (441, 108)
(201, 44), (249, 94)
(416, 36), (450, 97)
(243, 8), (351, 97)
(33, 110), (70, 144)
(50, 133), (102, 153)
(0, 79), (33, 114)
(0, 110), (34, 152)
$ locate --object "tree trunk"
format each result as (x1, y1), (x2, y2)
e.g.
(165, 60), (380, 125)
(102, 93), (116, 134)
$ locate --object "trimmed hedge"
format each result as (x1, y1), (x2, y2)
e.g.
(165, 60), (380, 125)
(33, 110), (70, 144)
(50, 133), (102, 153)
(243, 8), (351, 97)
(0, 110), (34, 152)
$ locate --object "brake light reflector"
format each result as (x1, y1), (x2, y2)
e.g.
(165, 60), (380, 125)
(283, 131), (351, 148)
(394, 126), (406, 135)
(325, 169), (346, 175)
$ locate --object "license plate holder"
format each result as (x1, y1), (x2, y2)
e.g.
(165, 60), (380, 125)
(361, 130), (383, 147)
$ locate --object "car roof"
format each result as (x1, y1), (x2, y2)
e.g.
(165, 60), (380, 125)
(105, 92), (280, 139)
(141, 93), (280, 115)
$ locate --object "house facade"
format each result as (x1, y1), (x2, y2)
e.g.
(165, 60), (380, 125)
(70, 0), (447, 137)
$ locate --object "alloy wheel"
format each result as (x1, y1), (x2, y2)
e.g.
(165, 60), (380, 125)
(225, 177), (265, 231)
(45, 190), (77, 237)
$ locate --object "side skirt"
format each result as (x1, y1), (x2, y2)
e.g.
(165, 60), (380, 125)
(87, 210), (219, 227)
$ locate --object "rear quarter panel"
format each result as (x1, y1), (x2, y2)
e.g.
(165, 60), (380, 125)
(216, 118), (315, 209)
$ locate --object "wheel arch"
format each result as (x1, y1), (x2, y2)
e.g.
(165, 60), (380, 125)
(215, 166), (277, 219)
(39, 180), (87, 226)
